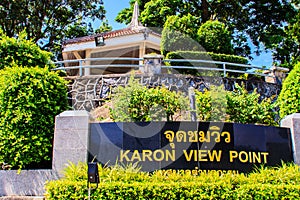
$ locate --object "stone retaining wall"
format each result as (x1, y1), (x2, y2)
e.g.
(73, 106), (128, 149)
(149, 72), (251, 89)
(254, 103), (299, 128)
(66, 74), (281, 111)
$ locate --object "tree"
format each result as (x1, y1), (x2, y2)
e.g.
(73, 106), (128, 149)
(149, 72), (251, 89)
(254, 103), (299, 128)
(161, 14), (203, 55)
(277, 62), (300, 119)
(0, 30), (53, 70)
(95, 20), (113, 34)
(139, 0), (183, 28)
(0, 0), (107, 58)
(118, 0), (296, 60)
(64, 22), (94, 40)
(270, 0), (300, 69)
(116, 0), (152, 25)
(197, 20), (233, 54)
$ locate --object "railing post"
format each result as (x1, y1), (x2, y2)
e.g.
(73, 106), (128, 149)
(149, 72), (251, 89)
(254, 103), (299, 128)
(79, 60), (83, 76)
(223, 63), (226, 77)
(264, 66), (289, 84)
(188, 87), (197, 121)
(143, 54), (163, 75)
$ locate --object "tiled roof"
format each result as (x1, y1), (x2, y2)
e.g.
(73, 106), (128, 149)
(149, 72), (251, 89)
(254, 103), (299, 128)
(63, 27), (161, 46)
(63, 2), (161, 46)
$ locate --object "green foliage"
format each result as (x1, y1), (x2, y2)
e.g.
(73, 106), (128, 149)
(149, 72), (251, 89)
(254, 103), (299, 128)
(161, 14), (202, 56)
(64, 22), (94, 39)
(0, 0), (107, 57)
(0, 30), (53, 70)
(110, 76), (188, 122)
(116, 0), (152, 25)
(165, 51), (249, 75)
(45, 163), (300, 200)
(166, 51), (248, 64)
(63, 162), (148, 184)
(0, 66), (69, 169)
(95, 20), (113, 34)
(277, 62), (300, 119)
(226, 85), (277, 126)
(118, 0), (296, 61)
(195, 84), (277, 126)
(62, 162), (88, 182)
(195, 86), (227, 122)
(197, 20), (234, 55)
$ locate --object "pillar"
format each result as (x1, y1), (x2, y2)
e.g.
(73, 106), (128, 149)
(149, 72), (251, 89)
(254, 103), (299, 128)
(52, 110), (90, 176)
(281, 113), (300, 165)
(143, 54), (163, 75)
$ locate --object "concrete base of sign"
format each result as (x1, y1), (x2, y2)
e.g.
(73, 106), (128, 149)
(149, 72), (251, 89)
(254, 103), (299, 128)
(281, 113), (300, 165)
(0, 170), (57, 197)
(1, 111), (299, 197)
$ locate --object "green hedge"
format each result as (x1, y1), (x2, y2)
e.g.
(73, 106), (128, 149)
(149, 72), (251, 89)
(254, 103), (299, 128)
(166, 51), (248, 65)
(0, 66), (69, 169)
(277, 61), (300, 119)
(110, 75), (188, 122)
(165, 51), (249, 76)
(45, 163), (300, 199)
(45, 181), (300, 200)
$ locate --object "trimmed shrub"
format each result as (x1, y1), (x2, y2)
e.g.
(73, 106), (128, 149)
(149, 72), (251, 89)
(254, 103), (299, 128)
(166, 51), (248, 65)
(197, 20), (234, 55)
(277, 62), (300, 119)
(165, 51), (249, 75)
(195, 84), (277, 126)
(110, 76), (188, 122)
(161, 14), (202, 56)
(0, 66), (69, 169)
(226, 84), (277, 126)
(0, 30), (53, 70)
(45, 163), (300, 200)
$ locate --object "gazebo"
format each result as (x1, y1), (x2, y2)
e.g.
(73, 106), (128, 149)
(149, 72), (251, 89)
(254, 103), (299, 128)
(61, 1), (161, 75)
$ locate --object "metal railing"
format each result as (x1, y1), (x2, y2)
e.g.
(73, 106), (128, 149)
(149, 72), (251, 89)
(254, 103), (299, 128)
(52, 57), (274, 78)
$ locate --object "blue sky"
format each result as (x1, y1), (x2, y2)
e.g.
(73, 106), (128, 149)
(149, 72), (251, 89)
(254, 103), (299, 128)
(101, 0), (129, 30)
(98, 0), (273, 67)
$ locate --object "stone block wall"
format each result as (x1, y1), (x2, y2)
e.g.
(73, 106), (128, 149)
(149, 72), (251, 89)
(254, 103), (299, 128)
(66, 74), (281, 111)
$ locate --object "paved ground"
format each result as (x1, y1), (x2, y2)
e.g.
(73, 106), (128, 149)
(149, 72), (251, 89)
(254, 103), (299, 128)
(0, 197), (44, 200)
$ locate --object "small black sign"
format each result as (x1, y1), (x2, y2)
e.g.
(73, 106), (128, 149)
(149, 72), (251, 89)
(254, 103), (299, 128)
(89, 122), (293, 173)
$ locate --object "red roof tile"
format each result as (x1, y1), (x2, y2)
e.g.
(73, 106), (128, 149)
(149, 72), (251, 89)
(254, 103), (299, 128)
(63, 27), (160, 46)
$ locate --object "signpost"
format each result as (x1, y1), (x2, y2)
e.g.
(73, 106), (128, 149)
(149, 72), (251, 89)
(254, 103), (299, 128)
(89, 122), (293, 173)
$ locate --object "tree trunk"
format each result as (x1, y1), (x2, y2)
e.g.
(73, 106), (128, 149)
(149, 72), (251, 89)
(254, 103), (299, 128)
(201, 0), (210, 23)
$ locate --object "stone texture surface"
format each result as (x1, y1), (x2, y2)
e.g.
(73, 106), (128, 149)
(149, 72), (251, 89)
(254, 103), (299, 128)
(0, 170), (58, 197)
(66, 74), (281, 111)
(52, 110), (90, 177)
(281, 113), (300, 165)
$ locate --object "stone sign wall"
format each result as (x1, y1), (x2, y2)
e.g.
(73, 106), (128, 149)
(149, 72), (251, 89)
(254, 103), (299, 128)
(1, 111), (299, 197)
